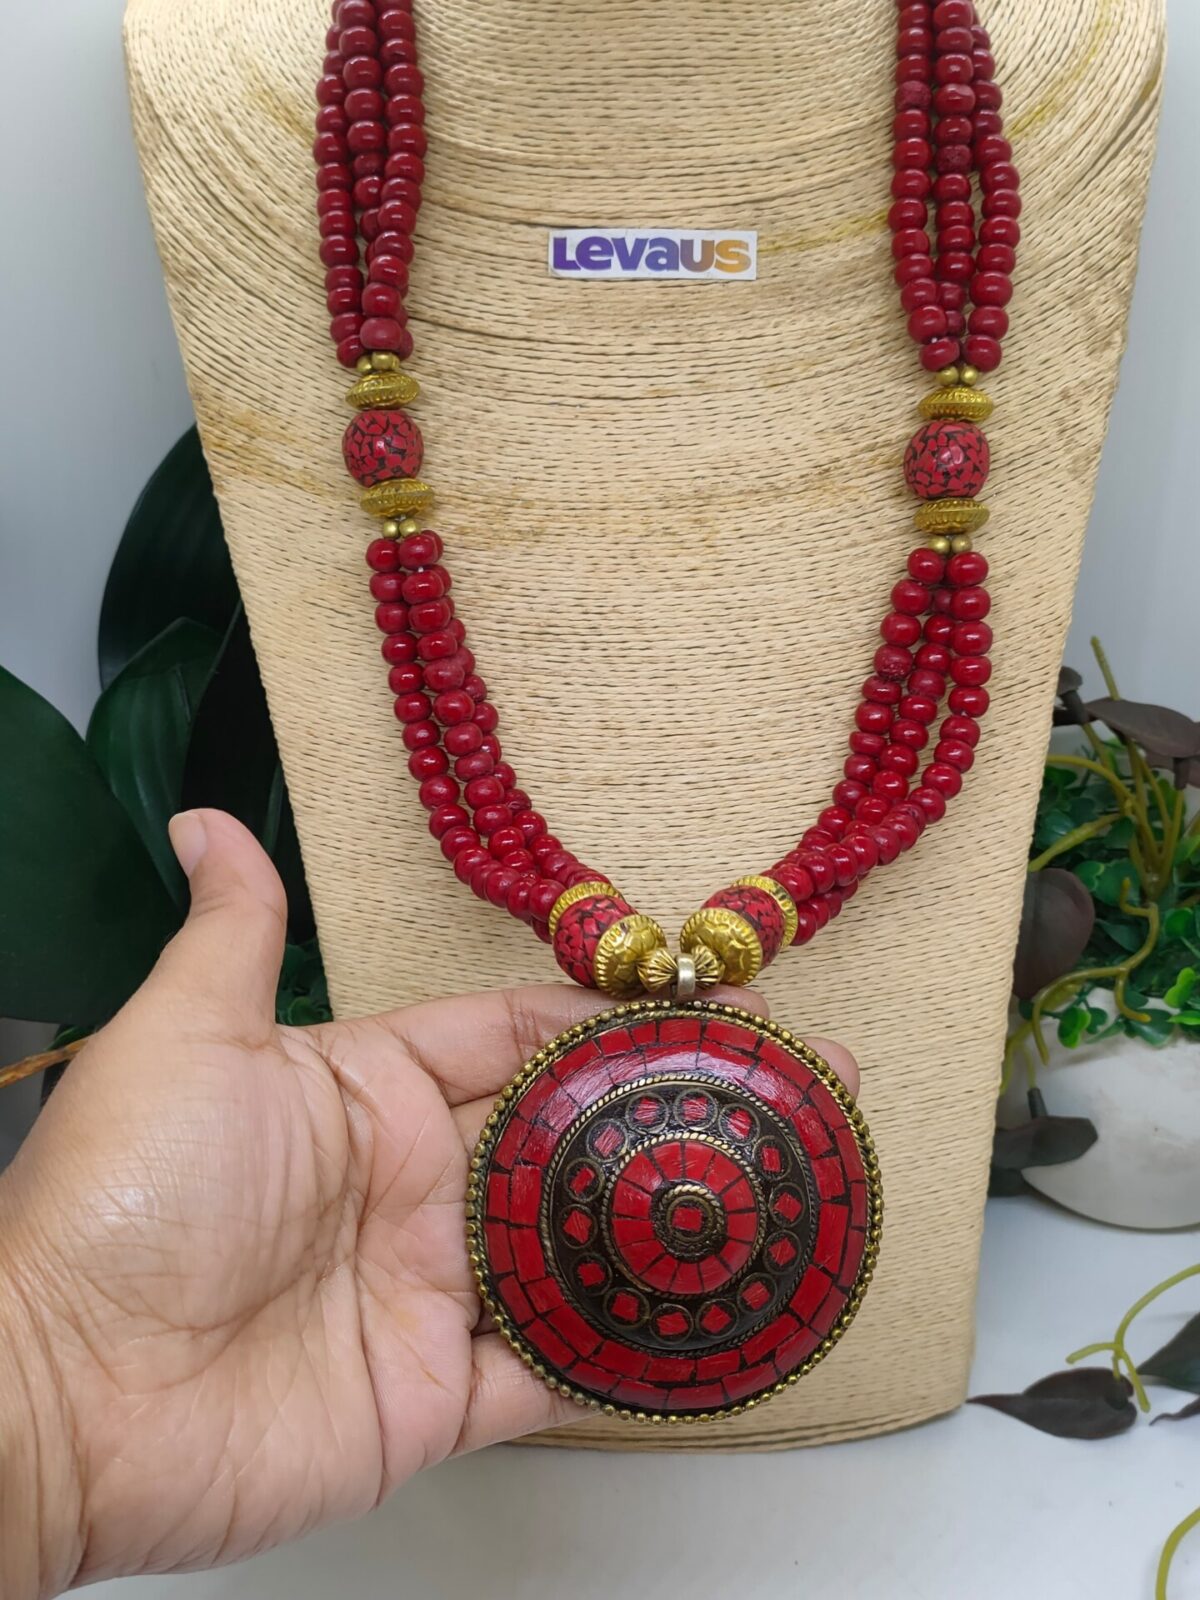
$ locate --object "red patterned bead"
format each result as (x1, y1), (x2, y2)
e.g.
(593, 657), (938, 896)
(552, 890), (635, 988)
(903, 419), (990, 500)
(343, 408), (423, 487)
(703, 884), (788, 968)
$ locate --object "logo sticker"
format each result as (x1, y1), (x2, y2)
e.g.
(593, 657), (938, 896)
(548, 229), (757, 281)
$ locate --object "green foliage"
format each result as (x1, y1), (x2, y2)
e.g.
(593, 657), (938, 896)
(0, 428), (330, 1035)
(1024, 747), (1200, 1050)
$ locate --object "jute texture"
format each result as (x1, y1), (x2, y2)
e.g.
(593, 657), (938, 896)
(124, 0), (1162, 1450)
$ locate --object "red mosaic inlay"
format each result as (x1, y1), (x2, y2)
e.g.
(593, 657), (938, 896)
(474, 1003), (878, 1417)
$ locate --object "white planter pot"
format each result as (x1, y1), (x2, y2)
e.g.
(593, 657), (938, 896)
(1000, 1023), (1200, 1229)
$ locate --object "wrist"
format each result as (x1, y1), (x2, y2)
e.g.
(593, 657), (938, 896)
(0, 1204), (86, 1600)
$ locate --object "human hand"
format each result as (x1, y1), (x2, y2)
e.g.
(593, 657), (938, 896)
(0, 810), (858, 1596)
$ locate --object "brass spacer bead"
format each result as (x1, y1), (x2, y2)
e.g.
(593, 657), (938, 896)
(959, 363), (980, 387)
(360, 478), (434, 518)
(397, 516), (420, 535)
(918, 385), (993, 424)
(926, 533), (952, 555)
(950, 533), (973, 554)
(913, 497), (989, 536)
(679, 906), (763, 987)
(547, 881), (619, 939)
(593, 914), (669, 999)
(356, 355), (374, 374)
(936, 364), (961, 387)
(369, 351), (403, 372)
(381, 520), (404, 539)
(732, 875), (799, 949)
(637, 945), (679, 994)
(347, 369), (421, 410)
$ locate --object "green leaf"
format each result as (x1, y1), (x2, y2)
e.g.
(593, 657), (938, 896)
(1033, 807), (1078, 853)
(1174, 1011), (1200, 1028)
(1057, 1005), (1090, 1048)
(1126, 1008), (1177, 1046)
(0, 665), (178, 1024)
(182, 609), (315, 942)
(1096, 916), (1145, 954)
(98, 429), (240, 688)
(86, 620), (222, 906)
(1075, 858), (1135, 907)
(1165, 968), (1198, 1008)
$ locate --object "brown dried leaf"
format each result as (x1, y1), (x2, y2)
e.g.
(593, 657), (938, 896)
(1087, 698), (1200, 761)
(1013, 868), (1096, 1000)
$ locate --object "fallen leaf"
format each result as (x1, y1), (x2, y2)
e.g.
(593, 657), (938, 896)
(1152, 1396), (1200, 1425)
(970, 1368), (1137, 1439)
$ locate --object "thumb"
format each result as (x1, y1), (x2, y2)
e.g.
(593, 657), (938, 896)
(143, 809), (288, 1035)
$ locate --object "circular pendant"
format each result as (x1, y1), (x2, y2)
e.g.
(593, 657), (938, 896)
(468, 999), (882, 1423)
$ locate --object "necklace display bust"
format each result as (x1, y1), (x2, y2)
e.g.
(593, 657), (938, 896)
(124, 0), (1163, 1448)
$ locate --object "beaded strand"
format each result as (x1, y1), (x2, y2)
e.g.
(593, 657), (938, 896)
(315, 0), (1014, 999)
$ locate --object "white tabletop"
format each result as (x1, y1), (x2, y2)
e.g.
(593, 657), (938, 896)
(88, 1194), (1199, 1600)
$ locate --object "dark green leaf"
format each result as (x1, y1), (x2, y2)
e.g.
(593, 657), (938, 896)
(1126, 1008), (1177, 1046)
(99, 429), (239, 687)
(1013, 869), (1096, 999)
(1075, 857), (1134, 908)
(0, 665), (178, 1024)
(86, 620), (222, 906)
(1096, 917), (1146, 954)
(970, 1368), (1137, 1439)
(1142, 1313), (1200, 1397)
(275, 937), (331, 1025)
(1033, 808), (1079, 853)
(991, 1114), (1098, 1170)
(182, 609), (314, 941)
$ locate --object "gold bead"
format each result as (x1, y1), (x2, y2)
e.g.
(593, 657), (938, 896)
(356, 355), (374, 374)
(369, 351), (402, 371)
(679, 907), (763, 987)
(381, 519), (404, 539)
(918, 385), (993, 424)
(360, 478), (434, 518)
(927, 534), (952, 555)
(547, 881), (619, 938)
(913, 497), (989, 535)
(732, 875), (799, 949)
(959, 363), (980, 387)
(346, 369), (421, 410)
(397, 516), (420, 536)
(690, 945), (724, 989)
(936, 364), (961, 388)
(594, 914), (668, 999)
(950, 533), (973, 554)
(637, 946), (679, 994)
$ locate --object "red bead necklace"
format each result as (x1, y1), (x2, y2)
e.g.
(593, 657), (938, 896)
(313, 0), (1016, 1422)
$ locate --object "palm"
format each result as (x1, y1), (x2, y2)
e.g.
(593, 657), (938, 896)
(0, 813), (854, 1588)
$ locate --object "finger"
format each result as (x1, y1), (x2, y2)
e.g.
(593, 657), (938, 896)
(378, 983), (768, 1108)
(455, 1330), (579, 1455)
(451, 1031), (860, 1150)
(136, 809), (287, 1037)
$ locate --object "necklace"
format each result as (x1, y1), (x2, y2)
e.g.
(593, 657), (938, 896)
(313, 0), (1016, 1422)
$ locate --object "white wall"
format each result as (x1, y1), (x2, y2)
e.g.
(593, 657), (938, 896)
(1, 0), (1197, 1155)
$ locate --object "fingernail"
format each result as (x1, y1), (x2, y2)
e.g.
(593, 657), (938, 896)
(169, 811), (208, 877)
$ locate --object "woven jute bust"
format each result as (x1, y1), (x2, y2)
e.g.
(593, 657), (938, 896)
(124, 0), (1163, 1449)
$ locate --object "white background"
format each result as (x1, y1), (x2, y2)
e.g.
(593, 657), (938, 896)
(1, 2), (1198, 1597)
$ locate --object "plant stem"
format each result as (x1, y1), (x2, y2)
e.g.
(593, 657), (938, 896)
(1158, 1505), (1200, 1600)
(1027, 812), (1120, 872)
(1067, 1262), (1200, 1413)
(1091, 635), (1121, 700)
(0, 1037), (87, 1091)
